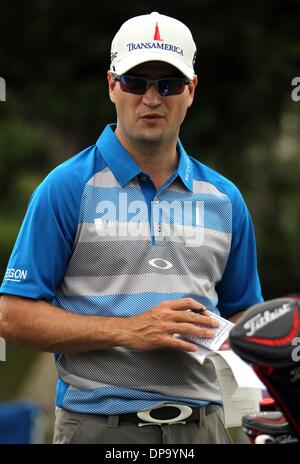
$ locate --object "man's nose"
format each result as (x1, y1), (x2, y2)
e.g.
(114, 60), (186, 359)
(142, 84), (162, 106)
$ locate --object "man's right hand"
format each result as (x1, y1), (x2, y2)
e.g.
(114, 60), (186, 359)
(115, 298), (220, 352)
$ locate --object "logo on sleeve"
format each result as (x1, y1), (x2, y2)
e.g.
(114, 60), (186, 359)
(4, 268), (28, 283)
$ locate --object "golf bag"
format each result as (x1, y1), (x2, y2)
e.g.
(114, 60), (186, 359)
(229, 298), (300, 441)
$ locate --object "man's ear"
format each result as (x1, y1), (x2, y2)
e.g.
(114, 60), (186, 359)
(187, 75), (198, 108)
(107, 70), (116, 104)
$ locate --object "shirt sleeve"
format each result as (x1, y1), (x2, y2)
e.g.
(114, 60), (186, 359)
(216, 188), (263, 317)
(0, 168), (82, 302)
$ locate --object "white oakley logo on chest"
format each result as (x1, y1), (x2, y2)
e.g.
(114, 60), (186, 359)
(148, 258), (173, 270)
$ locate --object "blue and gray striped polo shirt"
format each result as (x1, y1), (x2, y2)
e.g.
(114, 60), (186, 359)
(0, 124), (263, 414)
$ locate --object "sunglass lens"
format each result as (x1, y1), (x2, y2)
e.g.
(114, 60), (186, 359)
(158, 79), (186, 96)
(119, 76), (146, 95)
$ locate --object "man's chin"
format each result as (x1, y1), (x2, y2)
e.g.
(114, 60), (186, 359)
(136, 129), (165, 145)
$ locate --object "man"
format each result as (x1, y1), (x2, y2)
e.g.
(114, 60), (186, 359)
(0, 12), (262, 444)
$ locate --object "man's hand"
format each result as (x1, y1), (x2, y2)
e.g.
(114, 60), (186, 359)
(115, 298), (220, 352)
(219, 339), (231, 350)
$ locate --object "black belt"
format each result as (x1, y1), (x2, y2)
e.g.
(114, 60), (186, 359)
(116, 404), (220, 425)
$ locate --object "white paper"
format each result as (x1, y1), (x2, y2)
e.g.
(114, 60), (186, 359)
(190, 347), (264, 388)
(216, 367), (262, 428)
(178, 310), (265, 427)
(190, 347), (264, 427)
(215, 350), (265, 389)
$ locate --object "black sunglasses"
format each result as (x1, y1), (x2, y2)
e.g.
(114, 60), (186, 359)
(112, 74), (191, 96)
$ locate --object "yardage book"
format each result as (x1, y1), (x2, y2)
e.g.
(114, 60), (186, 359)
(183, 310), (235, 351)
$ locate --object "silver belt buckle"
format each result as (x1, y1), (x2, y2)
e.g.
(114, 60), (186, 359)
(137, 404), (193, 427)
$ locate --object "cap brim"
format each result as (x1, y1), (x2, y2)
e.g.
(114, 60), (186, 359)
(111, 52), (195, 80)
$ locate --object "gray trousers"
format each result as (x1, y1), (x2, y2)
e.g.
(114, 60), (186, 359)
(53, 406), (233, 444)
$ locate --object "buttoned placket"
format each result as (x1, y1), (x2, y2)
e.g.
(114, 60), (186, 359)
(138, 173), (180, 246)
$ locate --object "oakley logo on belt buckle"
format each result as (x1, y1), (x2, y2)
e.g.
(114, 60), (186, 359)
(137, 404), (193, 427)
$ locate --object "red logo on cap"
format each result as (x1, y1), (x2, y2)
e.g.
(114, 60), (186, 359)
(154, 22), (163, 41)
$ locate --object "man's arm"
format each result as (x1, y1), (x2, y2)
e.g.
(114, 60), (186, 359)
(0, 295), (219, 353)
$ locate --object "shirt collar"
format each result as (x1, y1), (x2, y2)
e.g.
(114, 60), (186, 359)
(177, 138), (194, 192)
(96, 124), (142, 187)
(96, 124), (193, 192)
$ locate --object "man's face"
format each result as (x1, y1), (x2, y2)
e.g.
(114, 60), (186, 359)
(108, 61), (197, 148)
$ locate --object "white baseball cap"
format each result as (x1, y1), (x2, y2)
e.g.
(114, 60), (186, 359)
(110, 12), (197, 80)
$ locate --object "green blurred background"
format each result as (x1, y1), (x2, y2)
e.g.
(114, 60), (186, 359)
(0, 0), (300, 430)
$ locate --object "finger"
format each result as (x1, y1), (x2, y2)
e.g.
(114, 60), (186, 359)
(191, 308), (217, 319)
(219, 339), (231, 350)
(171, 322), (216, 339)
(194, 314), (220, 328)
(168, 298), (206, 311)
(163, 335), (199, 352)
(174, 311), (220, 328)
